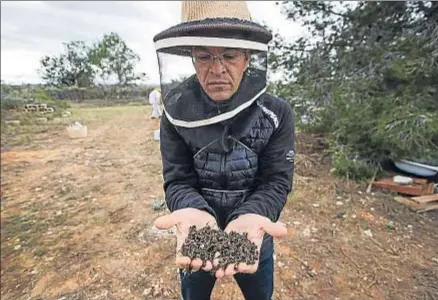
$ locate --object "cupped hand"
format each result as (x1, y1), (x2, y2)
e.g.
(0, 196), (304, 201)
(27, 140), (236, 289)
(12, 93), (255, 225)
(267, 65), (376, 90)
(214, 213), (287, 278)
(154, 208), (218, 272)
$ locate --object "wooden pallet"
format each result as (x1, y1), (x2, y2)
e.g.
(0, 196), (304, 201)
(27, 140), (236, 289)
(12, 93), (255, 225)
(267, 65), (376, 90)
(394, 194), (438, 213)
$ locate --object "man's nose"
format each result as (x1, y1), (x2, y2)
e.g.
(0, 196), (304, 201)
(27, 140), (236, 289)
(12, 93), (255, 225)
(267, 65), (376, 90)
(210, 59), (226, 74)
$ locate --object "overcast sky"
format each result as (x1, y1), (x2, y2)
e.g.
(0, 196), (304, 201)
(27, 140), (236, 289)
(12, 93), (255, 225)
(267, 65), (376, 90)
(1, 1), (302, 85)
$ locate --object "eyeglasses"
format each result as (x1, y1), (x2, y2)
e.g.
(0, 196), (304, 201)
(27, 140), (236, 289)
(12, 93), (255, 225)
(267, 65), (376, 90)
(192, 49), (246, 66)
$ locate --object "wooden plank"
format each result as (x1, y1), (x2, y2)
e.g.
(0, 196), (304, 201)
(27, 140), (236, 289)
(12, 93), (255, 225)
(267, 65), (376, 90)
(413, 178), (429, 185)
(422, 183), (436, 196)
(394, 196), (438, 213)
(417, 203), (438, 213)
(394, 196), (423, 210)
(411, 194), (438, 204)
(372, 178), (435, 196)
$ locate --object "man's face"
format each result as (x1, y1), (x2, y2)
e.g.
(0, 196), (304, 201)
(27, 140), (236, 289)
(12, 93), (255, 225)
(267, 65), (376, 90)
(192, 46), (250, 101)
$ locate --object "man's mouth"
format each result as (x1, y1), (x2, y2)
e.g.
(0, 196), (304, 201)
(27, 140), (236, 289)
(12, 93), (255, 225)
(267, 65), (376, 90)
(208, 81), (230, 86)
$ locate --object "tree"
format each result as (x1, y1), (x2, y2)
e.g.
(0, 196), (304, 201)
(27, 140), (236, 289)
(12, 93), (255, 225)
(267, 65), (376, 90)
(89, 32), (146, 85)
(39, 41), (95, 87)
(38, 33), (145, 87)
(271, 1), (438, 180)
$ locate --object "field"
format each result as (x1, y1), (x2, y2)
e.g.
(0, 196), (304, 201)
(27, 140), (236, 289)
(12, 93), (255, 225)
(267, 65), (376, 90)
(1, 105), (437, 300)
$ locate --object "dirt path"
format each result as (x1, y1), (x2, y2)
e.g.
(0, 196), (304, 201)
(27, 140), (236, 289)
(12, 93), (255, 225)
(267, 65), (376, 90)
(1, 106), (437, 300)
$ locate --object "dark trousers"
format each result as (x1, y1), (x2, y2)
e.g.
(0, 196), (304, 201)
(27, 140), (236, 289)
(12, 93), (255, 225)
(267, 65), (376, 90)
(179, 239), (274, 300)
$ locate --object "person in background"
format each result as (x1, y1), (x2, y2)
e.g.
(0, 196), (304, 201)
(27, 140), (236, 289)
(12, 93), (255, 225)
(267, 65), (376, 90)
(149, 87), (162, 119)
(152, 1), (295, 299)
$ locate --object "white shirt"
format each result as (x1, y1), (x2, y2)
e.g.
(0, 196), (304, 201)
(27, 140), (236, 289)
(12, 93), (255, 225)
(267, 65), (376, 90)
(149, 89), (161, 105)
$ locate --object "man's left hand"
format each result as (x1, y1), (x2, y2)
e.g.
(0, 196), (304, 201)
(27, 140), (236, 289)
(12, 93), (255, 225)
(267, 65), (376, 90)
(214, 214), (287, 278)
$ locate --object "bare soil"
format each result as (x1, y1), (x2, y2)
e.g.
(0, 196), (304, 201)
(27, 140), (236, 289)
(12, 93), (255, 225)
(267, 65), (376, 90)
(1, 105), (437, 300)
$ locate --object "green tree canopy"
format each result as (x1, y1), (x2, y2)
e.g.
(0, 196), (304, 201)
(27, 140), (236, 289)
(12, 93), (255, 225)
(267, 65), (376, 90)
(270, 1), (438, 180)
(89, 32), (146, 85)
(39, 41), (94, 87)
(38, 32), (145, 87)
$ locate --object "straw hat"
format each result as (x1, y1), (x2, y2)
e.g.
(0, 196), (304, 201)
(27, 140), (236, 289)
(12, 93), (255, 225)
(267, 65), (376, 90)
(153, 1), (272, 50)
(181, 1), (251, 23)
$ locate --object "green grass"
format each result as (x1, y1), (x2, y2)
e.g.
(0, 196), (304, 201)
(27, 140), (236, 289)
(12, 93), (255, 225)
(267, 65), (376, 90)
(69, 105), (150, 124)
(1, 104), (152, 148)
(34, 247), (46, 257)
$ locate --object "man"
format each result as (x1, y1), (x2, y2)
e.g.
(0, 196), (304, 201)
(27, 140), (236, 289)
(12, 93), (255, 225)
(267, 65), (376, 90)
(149, 87), (162, 119)
(152, 1), (295, 299)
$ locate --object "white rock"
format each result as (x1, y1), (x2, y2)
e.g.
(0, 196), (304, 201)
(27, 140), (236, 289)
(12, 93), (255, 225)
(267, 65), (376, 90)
(336, 201), (344, 206)
(36, 117), (48, 123)
(364, 229), (373, 238)
(302, 227), (311, 237)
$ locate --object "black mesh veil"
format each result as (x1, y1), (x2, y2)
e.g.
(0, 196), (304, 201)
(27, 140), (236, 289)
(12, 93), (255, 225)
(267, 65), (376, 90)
(155, 38), (268, 128)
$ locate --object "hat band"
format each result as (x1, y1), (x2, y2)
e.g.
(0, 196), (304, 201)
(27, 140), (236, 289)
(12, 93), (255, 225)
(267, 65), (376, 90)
(155, 36), (268, 52)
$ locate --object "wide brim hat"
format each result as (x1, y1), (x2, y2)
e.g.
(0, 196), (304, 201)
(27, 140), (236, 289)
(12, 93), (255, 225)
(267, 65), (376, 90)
(153, 1), (272, 56)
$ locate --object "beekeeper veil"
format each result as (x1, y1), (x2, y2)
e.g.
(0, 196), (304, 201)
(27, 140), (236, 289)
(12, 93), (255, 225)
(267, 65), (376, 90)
(153, 1), (272, 128)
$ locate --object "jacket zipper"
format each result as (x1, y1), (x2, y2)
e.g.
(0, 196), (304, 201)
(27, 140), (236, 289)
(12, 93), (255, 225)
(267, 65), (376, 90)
(220, 153), (226, 189)
(218, 106), (227, 189)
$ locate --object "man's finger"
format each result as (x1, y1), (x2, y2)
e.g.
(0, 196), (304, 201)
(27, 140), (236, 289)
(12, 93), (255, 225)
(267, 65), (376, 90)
(202, 261), (213, 272)
(190, 258), (203, 271)
(243, 263), (259, 274)
(154, 214), (176, 230)
(176, 256), (191, 268)
(261, 221), (287, 238)
(236, 261), (259, 274)
(215, 268), (225, 278)
(236, 262), (250, 273)
(224, 264), (236, 276)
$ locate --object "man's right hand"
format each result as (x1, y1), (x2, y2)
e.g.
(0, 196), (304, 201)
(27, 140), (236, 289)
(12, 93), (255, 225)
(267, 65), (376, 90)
(154, 208), (217, 272)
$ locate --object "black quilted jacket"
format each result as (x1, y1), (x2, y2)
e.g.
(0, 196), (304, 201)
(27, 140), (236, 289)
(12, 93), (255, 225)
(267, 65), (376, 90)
(159, 79), (295, 235)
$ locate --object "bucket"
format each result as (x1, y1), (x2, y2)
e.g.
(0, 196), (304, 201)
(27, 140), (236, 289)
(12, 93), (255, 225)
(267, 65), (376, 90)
(153, 129), (160, 141)
(66, 122), (88, 138)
